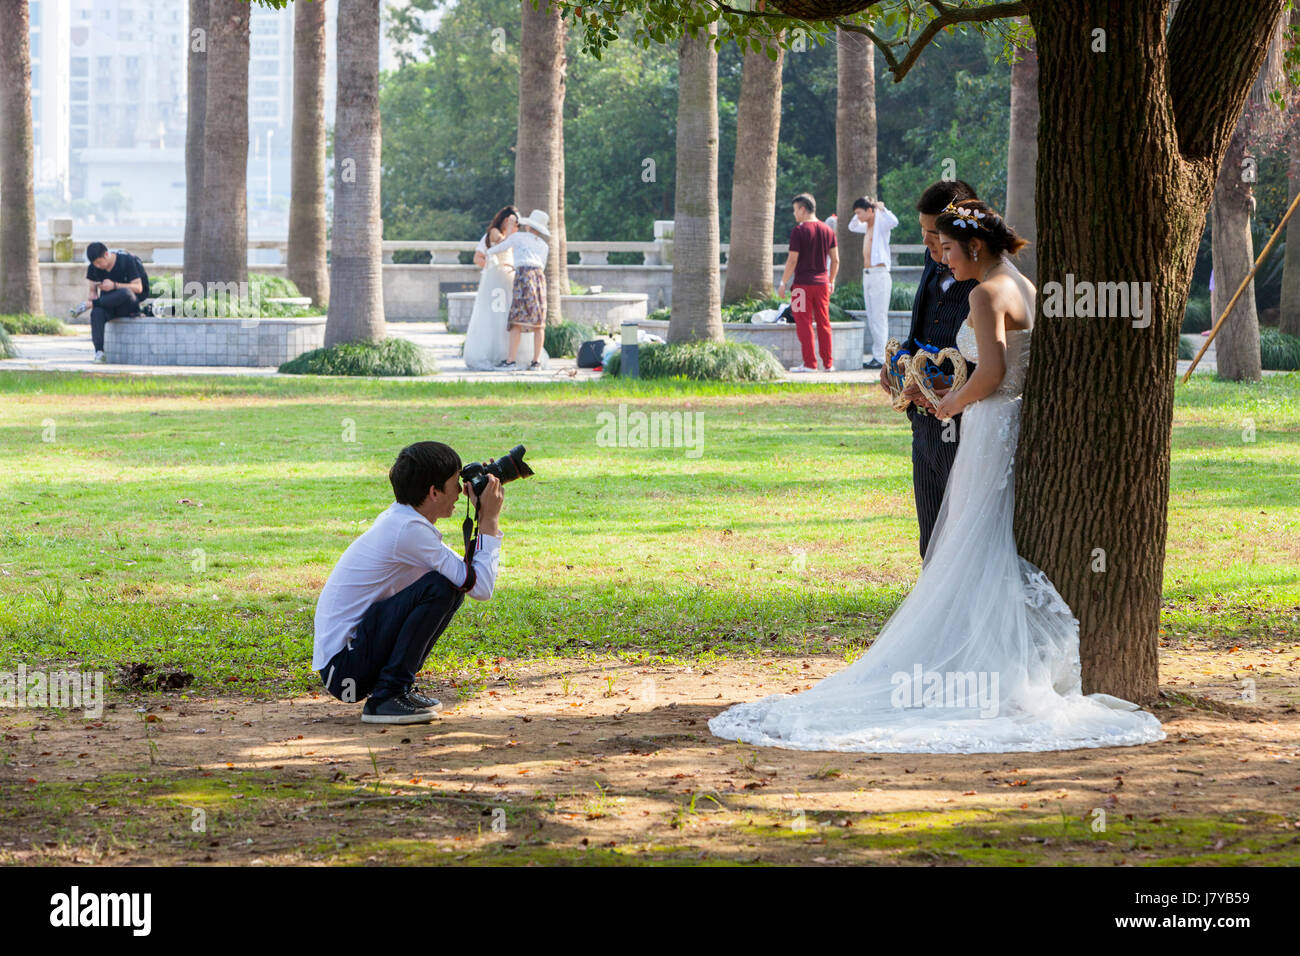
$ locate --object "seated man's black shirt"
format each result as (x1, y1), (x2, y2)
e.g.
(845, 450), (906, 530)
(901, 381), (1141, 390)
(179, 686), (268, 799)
(86, 251), (147, 304)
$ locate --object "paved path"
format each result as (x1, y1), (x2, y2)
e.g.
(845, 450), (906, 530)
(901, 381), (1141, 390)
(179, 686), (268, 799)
(3, 321), (1218, 383)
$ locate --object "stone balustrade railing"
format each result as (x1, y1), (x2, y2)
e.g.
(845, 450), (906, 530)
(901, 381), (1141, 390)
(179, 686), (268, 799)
(38, 237), (931, 269)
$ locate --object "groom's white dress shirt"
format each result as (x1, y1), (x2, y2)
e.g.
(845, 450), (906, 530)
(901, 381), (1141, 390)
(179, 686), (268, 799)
(849, 204), (900, 269)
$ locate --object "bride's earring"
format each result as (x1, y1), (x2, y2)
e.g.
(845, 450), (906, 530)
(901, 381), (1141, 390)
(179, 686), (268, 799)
(973, 250), (979, 262)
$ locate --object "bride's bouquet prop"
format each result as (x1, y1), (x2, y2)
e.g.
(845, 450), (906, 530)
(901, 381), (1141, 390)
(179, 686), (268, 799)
(907, 344), (968, 410)
(881, 340), (914, 411)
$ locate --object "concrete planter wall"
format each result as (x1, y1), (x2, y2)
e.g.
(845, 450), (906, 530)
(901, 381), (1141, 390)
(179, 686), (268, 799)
(845, 309), (914, 346)
(104, 316), (326, 367)
(632, 317), (865, 372)
(445, 291), (649, 334)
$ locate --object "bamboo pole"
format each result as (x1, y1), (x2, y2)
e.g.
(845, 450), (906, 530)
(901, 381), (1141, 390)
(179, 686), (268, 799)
(1183, 188), (1300, 382)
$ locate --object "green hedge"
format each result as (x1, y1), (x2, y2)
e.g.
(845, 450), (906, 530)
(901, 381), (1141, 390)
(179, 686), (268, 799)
(543, 321), (595, 357)
(0, 313), (70, 335)
(1182, 295), (1212, 334)
(1260, 327), (1300, 371)
(279, 338), (438, 376)
(150, 273), (324, 319)
(1178, 334), (1198, 361)
(0, 324), (16, 360)
(602, 340), (785, 382)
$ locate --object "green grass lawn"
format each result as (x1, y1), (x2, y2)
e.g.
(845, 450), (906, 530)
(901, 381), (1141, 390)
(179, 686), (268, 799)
(1, 370), (1297, 692)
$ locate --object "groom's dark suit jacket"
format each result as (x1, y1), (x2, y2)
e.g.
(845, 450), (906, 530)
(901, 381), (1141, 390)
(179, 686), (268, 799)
(905, 252), (978, 559)
(904, 253), (978, 433)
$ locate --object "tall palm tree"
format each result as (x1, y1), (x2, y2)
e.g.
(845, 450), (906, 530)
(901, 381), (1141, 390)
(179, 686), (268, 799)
(1211, 16), (1287, 381)
(668, 24), (722, 344)
(1282, 130), (1300, 337)
(835, 26), (876, 273)
(200, 0), (250, 290)
(516, 0), (567, 323)
(326, 0), (385, 345)
(1279, 6), (1300, 338)
(0, 2), (44, 316)
(724, 37), (785, 304)
(1004, 31), (1038, 283)
(184, 0), (209, 283)
(288, 0), (330, 309)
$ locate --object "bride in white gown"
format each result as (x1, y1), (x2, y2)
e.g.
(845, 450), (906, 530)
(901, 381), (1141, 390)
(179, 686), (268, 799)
(464, 207), (520, 370)
(710, 200), (1165, 754)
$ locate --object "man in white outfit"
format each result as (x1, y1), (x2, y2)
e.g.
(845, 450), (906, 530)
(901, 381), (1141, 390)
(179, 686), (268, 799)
(848, 196), (899, 369)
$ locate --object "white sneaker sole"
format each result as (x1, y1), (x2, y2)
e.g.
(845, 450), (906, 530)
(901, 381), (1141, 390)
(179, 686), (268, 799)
(360, 710), (437, 725)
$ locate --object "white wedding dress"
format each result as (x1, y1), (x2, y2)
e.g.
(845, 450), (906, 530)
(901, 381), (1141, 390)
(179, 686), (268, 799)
(710, 262), (1165, 753)
(463, 245), (513, 370)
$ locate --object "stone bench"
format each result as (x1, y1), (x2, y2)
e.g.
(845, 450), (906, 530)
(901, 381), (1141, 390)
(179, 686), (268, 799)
(631, 317), (865, 372)
(104, 315), (326, 367)
(446, 291), (648, 333)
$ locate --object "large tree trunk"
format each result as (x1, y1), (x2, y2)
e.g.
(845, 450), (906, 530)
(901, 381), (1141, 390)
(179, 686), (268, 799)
(1211, 126), (1261, 381)
(1005, 32), (1038, 283)
(555, 113), (568, 311)
(288, 0), (330, 309)
(668, 25), (722, 344)
(326, 0), (385, 345)
(516, 0), (567, 323)
(199, 0), (249, 290)
(0, 1), (44, 316)
(1280, 135), (1300, 337)
(184, 0), (209, 283)
(1016, 0), (1287, 703)
(724, 41), (784, 304)
(835, 28), (876, 274)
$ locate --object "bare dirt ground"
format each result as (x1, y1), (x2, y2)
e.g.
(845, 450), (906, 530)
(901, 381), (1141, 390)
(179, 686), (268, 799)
(3, 642), (1299, 866)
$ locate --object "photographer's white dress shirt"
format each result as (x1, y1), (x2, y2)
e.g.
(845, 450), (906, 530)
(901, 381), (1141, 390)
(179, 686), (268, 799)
(312, 503), (503, 669)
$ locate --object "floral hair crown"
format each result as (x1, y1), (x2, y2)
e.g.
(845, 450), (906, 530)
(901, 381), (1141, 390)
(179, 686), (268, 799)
(942, 203), (988, 230)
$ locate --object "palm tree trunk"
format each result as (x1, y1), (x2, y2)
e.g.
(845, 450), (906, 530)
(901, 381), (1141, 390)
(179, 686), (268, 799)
(724, 40), (784, 304)
(199, 0), (249, 290)
(184, 0), (209, 283)
(1282, 142), (1300, 337)
(835, 27), (876, 273)
(516, 0), (566, 323)
(1211, 129), (1262, 381)
(555, 112), (569, 309)
(668, 25), (722, 344)
(326, 0), (385, 346)
(0, 2), (45, 316)
(288, 0), (330, 309)
(1005, 32), (1038, 283)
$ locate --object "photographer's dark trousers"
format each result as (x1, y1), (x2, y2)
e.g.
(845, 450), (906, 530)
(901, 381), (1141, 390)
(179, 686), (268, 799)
(319, 570), (465, 704)
(90, 289), (139, 351)
(911, 410), (962, 559)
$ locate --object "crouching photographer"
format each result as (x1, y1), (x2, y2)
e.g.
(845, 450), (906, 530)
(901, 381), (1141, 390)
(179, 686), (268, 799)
(311, 441), (530, 724)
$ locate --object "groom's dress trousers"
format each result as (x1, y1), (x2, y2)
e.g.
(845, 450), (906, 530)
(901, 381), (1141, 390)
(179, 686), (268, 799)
(906, 255), (978, 558)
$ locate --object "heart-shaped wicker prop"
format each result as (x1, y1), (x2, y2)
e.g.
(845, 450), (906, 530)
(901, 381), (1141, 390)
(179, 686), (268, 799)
(881, 339), (914, 411)
(907, 347), (968, 411)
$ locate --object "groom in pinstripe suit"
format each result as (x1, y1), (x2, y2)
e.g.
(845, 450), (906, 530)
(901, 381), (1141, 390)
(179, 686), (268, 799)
(886, 180), (980, 558)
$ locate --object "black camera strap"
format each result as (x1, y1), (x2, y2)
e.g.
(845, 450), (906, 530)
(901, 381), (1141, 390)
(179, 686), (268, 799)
(457, 497), (479, 594)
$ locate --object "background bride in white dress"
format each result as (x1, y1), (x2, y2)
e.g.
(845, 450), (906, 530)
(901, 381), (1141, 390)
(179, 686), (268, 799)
(463, 206), (519, 370)
(710, 200), (1165, 755)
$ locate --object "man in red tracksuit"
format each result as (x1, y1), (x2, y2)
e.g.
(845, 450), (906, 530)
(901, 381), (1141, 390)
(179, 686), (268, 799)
(778, 192), (839, 372)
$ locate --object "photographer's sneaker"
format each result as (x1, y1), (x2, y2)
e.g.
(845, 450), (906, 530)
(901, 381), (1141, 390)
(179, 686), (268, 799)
(405, 685), (443, 711)
(92, 350), (106, 363)
(527, 360), (542, 371)
(789, 364), (815, 373)
(495, 360), (516, 370)
(361, 692), (436, 724)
